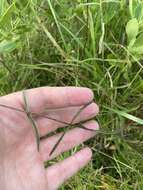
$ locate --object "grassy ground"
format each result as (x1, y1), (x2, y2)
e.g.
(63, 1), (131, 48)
(0, 0), (143, 189)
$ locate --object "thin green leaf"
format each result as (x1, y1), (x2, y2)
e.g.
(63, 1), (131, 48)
(77, 124), (123, 136)
(126, 18), (139, 43)
(103, 2), (119, 24)
(36, 16), (67, 59)
(89, 9), (96, 57)
(46, 0), (66, 48)
(105, 106), (143, 125)
(59, 22), (90, 57)
(0, 0), (5, 16)
(129, 0), (133, 17)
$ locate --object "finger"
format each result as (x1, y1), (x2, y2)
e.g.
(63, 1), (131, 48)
(46, 147), (92, 190)
(40, 120), (99, 161)
(37, 103), (99, 136)
(1, 87), (94, 113)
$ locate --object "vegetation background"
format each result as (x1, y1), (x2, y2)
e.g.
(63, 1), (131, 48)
(0, 0), (143, 189)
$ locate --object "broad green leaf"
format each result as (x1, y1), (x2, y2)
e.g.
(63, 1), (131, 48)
(126, 18), (139, 43)
(131, 46), (143, 55)
(0, 38), (19, 53)
(128, 38), (136, 49)
(134, 33), (143, 47)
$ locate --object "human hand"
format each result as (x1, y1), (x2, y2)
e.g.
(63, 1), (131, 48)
(0, 87), (99, 190)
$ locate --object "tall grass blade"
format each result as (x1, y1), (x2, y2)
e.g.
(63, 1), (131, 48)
(36, 16), (67, 59)
(46, 0), (66, 48)
(105, 106), (143, 125)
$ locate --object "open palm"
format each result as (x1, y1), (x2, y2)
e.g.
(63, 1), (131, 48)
(0, 87), (99, 190)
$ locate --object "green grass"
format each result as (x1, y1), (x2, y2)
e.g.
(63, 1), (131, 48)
(0, 0), (143, 189)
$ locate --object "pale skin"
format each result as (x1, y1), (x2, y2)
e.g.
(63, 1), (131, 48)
(0, 87), (99, 190)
